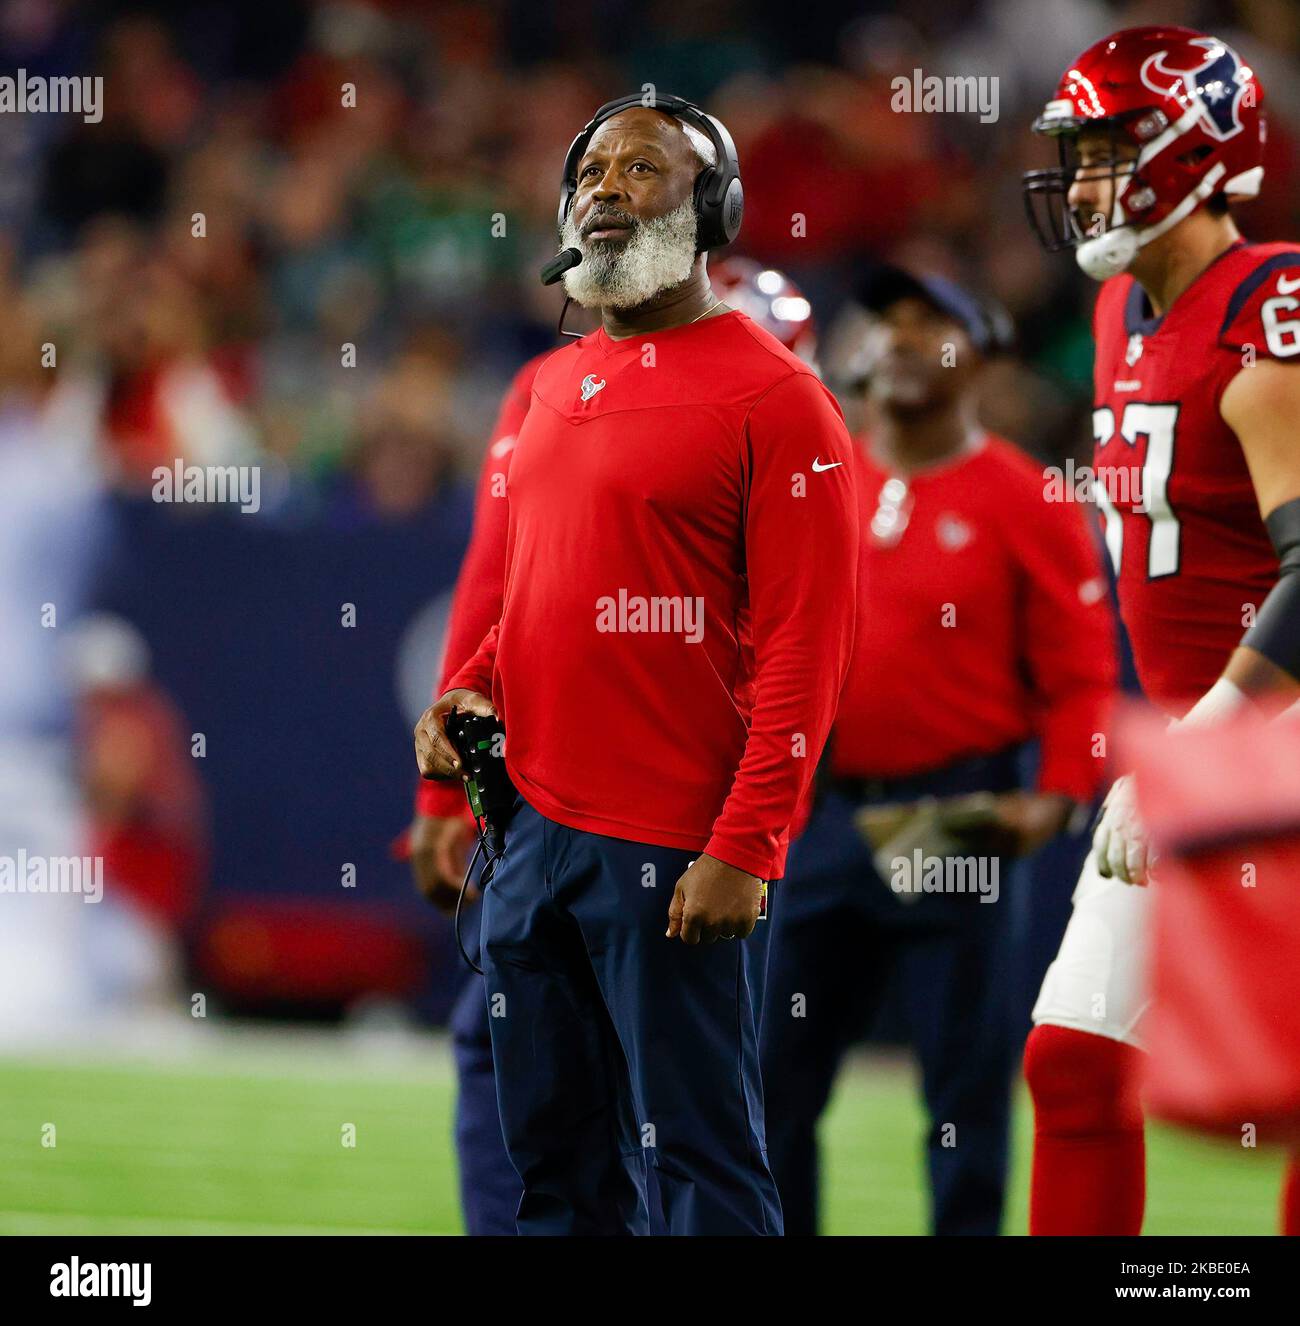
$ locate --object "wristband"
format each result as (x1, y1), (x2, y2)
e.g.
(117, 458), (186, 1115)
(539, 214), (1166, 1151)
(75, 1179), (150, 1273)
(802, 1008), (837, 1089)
(1241, 496), (1300, 680)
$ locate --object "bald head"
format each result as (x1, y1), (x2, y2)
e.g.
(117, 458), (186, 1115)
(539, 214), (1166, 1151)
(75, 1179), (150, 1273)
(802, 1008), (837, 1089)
(572, 108), (709, 225)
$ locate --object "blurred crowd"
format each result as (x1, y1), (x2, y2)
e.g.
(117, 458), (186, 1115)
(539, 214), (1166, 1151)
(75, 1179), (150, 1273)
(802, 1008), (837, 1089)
(0, 0), (1296, 523)
(0, 0), (1297, 1031)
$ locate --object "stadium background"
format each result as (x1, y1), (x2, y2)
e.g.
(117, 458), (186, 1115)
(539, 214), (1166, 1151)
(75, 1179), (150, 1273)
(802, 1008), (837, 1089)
(1, 0), (1296, 1234)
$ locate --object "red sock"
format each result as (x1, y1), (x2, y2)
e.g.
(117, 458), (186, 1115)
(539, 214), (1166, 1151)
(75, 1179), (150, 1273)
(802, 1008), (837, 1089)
(1282, 1155), (1300, 1235)
(1024, 1023), (1146, 1235)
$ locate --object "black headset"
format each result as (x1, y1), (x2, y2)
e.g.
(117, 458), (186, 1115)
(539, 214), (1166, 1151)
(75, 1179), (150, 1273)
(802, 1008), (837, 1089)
(557, 92), (744, 252)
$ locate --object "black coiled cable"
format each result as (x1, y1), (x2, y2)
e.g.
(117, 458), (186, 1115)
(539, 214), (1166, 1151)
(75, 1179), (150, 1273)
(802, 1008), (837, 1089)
(453, 812), (506, 976)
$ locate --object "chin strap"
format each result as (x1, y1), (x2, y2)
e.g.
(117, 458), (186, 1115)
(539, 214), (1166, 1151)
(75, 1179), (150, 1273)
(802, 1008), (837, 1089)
(1077, 163), (1230, 281)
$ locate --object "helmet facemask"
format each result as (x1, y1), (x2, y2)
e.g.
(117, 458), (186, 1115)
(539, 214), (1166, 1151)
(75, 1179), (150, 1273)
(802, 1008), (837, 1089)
(1023, 119), (1146, 280)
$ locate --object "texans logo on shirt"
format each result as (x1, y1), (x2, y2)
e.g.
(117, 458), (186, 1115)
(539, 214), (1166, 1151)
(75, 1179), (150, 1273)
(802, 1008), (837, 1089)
(579, 374), (606, 402)
(1140, 38), (1249, 142)
(936, 514), (974, 551)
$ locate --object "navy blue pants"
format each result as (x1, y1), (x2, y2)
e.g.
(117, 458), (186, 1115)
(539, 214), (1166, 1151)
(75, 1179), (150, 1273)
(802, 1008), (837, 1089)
(452, 900), (774, 1235)
(476, 795), (781, 1235)
(760, 750), (1023, 1236)
(453, 894), (626, 1237)
(449, 956), (521, 1236)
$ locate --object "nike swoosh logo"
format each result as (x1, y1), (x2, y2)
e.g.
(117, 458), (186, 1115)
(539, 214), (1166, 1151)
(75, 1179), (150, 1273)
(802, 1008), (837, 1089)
(1278, 272), (1300, 295)
(811, 458), (843, 472)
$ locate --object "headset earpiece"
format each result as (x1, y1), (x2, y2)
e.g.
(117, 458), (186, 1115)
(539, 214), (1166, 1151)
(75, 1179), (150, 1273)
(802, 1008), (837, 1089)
(692, 111), (744, 250)
(556, 126), (587, 236)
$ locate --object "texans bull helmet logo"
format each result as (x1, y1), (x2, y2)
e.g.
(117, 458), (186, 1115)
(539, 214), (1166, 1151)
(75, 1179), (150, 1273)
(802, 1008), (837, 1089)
(1140, 37), (1251, 142)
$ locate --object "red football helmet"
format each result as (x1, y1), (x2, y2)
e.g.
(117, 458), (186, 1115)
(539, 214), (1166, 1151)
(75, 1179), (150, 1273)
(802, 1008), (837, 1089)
(1024, 26), (1266, 279)
(710, 256), (818, 364)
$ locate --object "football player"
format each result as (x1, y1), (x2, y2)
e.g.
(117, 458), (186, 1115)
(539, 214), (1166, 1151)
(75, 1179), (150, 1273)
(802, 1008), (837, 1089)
(1022, 25), (1300, 1234)
(759, 266), (1115, 1237)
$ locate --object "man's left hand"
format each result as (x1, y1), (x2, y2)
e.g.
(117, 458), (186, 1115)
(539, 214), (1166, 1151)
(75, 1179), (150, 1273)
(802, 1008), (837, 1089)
(666, 854), (763, 945)
(988, 790), (1074, 858)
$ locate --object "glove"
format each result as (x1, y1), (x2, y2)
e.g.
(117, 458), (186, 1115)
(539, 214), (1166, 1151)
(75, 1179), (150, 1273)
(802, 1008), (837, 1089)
(1093, 679), (1250, 886)
(1092, 773), (1154, 885)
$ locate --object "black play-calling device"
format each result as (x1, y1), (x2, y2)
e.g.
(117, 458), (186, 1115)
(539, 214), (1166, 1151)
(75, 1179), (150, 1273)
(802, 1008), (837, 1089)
(444, 708), (516, 976)
(445, 708), (515, 833)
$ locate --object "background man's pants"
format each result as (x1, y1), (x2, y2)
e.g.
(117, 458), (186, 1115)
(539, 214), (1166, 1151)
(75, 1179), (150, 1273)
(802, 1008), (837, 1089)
(760, 749), (1023, 1236)
(450, 962), (520, 1236)
(479, 795), (781, 1235)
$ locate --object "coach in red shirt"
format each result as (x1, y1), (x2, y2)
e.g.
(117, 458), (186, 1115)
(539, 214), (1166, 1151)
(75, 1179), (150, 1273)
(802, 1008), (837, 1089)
(414, 98), (858, 1235)
(759, 266), (1117, 1235)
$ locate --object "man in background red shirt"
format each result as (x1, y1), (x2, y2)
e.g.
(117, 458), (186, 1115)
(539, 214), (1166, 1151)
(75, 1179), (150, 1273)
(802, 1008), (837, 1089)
(71, 613), (207, 1005)
(406, 349), (547, 1236)
(408, 353), (546, 911)
(759, 266), (1117, 1235)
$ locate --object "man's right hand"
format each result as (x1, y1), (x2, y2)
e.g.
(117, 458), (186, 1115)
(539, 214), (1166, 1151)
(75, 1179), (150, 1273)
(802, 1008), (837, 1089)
(413, 687), (496, 780)
(409, 813), (477, 913)
(1093, 773), (1153, 886)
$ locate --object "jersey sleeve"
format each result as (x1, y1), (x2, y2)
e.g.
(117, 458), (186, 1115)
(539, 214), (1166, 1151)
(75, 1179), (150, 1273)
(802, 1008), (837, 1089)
(414, 355), (539, 818)
(1218, 252), (1300, 362)
(704, 371), (860, 880)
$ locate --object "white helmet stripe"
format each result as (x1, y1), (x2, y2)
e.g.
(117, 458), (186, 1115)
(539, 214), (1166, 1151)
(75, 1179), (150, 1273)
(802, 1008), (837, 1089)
(1135, 102), (1203, 170)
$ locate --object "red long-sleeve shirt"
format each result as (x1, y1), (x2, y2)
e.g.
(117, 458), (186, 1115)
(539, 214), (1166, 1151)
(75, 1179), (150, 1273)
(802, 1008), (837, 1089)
(832, 432), (1116, 801)
(447, 311), (859, 880)
(415, 352), (550, 819)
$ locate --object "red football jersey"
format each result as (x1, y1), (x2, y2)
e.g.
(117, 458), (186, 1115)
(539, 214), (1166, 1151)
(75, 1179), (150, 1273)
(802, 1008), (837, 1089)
(1092, 240), (1300, 716)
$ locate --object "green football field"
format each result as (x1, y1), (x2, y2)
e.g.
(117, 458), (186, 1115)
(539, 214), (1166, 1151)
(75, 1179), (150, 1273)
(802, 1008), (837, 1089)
(0, 1029), (1286, 1236)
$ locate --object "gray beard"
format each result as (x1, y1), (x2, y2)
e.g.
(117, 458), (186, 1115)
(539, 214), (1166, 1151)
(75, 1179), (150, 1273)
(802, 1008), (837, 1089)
(560, 198), (699, 310)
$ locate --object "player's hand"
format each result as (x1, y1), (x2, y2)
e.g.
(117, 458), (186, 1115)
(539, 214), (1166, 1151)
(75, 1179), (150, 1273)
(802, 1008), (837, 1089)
(409, 814), (476, 914)
(413, 688), (495, 780)
(1092, 774), (1154, 885)
(988, 791), (1073, 858)
(666, 853), (763, 945)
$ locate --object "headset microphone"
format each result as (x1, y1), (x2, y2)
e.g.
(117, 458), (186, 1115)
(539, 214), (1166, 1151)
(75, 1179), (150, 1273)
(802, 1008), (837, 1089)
(540, 246), (582, 286)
